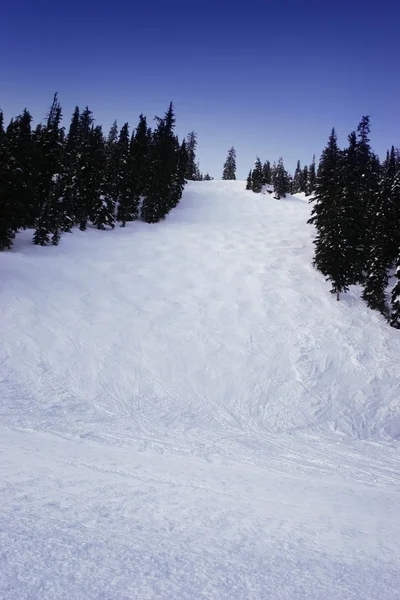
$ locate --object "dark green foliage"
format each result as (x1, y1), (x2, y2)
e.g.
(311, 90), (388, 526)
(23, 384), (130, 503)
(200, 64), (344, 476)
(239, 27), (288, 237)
(300, 165), (308, 194)
(100, 120), (119, 229)
(307, 155), (316, 195)
(246, 170), (252, 190)
(0, 109), (34, 249)
(185, 131), (198, 180)
(33, 93), (65, 246)
(292, 160), (302, 194)
(262, 161), (272, 185)
(390, 257), (400, 328)
(361, 147), (398, 315)
(0, 96), (188, 250)
(141, 103), (181, 223)
(251, 158), (263, 193)
(308, 129), (350, 300)
(273, 158), (290, 199)
(222, 146), (236, 180)
(203, 173), (213, 181)
(116, 123), (136, 226)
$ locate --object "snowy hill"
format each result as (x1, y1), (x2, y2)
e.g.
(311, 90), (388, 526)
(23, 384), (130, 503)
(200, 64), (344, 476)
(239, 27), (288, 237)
(1, 181), (400, 599)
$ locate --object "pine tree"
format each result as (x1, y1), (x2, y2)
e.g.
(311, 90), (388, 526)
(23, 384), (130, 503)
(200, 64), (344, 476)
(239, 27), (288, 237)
(251, 158), (263, 193)
(308, 129), (349, 300)
(262, 160), (272, 185)
(116, 123), (136, 226)
(0, 110), (34, 250)
(273, 157), (290, 199)
(355, 116), (380, 267)
(99, 120), (119, 229)
(222, 146), (236, 180)
(390, 254), (400, 328)
(203, 173), (213, 181)
(246, 170), (253, 190)
(307, 155), (317, 195)
(73, 106), (95, 231)
(361, 148), (397, 315)
(292, 160), (302, 193)
(61, 106), (81, 230)
(185, 131), (198, 180)
(85, 125), (107, 229)
(33, 93), (65, 246)
(141, 103), (180, 223)
(300, 165), (308, 194)
(340, 131), (366, 284)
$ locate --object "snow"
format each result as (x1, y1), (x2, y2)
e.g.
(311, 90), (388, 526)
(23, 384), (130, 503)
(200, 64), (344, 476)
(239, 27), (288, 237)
(1, 180), (400, 599)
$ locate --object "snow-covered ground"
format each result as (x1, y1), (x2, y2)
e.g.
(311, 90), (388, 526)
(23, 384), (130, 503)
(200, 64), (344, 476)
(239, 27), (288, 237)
(1, 181), (400, 599)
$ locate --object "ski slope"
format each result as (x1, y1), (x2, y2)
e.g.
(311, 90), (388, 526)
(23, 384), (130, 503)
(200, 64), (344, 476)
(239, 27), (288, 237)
(1, 181), (400, 599)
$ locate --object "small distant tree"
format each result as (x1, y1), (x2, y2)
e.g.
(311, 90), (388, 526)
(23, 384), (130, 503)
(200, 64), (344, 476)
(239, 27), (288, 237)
(292, 160), (302, 193)
(185, 131), (198, 180)
(246, 170), (252, 190)
(307, 155), (316, 195)
(273, 157), (290, 199)
(222, 146), (236, 180)
(251, 158), (263, 193)
(262, 160), (272, 185)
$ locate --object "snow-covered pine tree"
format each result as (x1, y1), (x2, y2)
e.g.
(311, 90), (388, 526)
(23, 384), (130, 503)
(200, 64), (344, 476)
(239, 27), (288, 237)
(273, 157), (290, 199)
(300, 165), (308, 194)
(0, 110), (34, 250)
(185, 131), (198, 180)
(362, 147), (397, 315)
(308, 129), (350, 300)
(246, 170), (253, 190)
(116, 123), (137, 226)
(222, 146), (236, 180)
(33, 93), (65, 246)
(292, 160), (302, 193)
(251, 158), (263, 193)
(262, 160), (272, 185)
(307, 155), (316, 195)
(141, 103), (179, 223)
(61, 106), (81, 231)
(390, 254), (400, 328)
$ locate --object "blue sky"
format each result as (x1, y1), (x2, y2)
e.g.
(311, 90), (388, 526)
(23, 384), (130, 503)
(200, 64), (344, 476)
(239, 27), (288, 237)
(2, 0), (399, 178)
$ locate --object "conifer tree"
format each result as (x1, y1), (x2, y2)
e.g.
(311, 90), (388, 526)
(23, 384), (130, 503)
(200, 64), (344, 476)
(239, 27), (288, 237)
(0, 110), (34, 249)
(62, 106), (81, 230)
(300, 165), (309, 194)
(116, 123), (136, 226)
(262, 160), (272, 185)
(33, 93), (65, 245)
(246, 170), (253, 190)
(390, 254), (400, 328)
(355, 116), (380, 265)
(273, 157), (290, 199)
(307, 155), (316, 195)
(74, 107), (95, 231)
(99, 120), (119, 229)
(362, 148), (397, 315)
(141, 103), (180, 223)
(185, 131), (198, 180)
(251, 158), (263, 193)
(222, 146), (236, 180)
(292, 160), (302, 193)
(308, 129), (349, 300)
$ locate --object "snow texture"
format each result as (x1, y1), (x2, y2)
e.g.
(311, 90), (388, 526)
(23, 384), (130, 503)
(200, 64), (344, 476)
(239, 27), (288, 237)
(1, 181), (400, 599)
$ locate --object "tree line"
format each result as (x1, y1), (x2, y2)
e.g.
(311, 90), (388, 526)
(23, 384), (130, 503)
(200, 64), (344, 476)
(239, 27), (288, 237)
(308, 116), (400, 328)
(0, 95), (197, 250)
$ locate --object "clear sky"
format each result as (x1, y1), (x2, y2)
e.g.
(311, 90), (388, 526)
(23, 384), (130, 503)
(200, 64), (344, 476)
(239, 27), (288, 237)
(1, 0), (399, 178)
